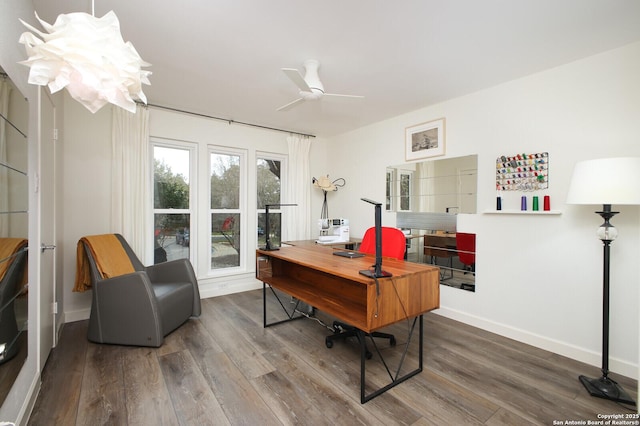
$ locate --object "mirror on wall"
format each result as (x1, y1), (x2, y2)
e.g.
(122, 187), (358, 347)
(386, 155), (477, 214)
(388, 155), (477, 292)
(0, 67), (29, 406)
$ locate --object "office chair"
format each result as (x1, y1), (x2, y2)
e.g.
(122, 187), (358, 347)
(76, 233), (201, 347)
(325, 226), (406, 359)
(456, 232), (475, 273)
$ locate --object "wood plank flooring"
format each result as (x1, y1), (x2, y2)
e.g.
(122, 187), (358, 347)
(28, 289), (637, 425)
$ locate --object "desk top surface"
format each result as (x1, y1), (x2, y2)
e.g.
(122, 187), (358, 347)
(259, 240), (437, 284)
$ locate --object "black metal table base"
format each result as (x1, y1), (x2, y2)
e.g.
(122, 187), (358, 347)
(357, 315), (423, 403)
(263, 283), (306, 328)
(263, 283), (424, 403)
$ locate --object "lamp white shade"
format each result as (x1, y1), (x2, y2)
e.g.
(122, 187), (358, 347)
(566, 157), (640, 206)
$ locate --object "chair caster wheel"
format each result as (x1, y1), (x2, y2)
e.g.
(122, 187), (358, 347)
(365, 351), (372, 360)
(325, 338), (333, 349)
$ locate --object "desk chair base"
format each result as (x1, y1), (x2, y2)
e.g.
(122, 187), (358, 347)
(325, 321), (396, 360)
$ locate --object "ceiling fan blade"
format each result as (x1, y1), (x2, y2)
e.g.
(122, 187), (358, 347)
(323, 93), (365, 99)
(276, 97), (305, 111)
(282, 68), (311, 92)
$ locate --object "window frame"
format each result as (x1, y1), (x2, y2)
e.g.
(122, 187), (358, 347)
(399, 170), (413, 212)
(208, 145), (247, 275)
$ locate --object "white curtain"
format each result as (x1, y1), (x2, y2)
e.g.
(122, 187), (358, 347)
(0, 79), (10, 236)
(111, 105), (150, 259)
(284, 134), (311, 240)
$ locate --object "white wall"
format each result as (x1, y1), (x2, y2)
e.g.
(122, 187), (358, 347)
(60, 102), (328, 320)
(325, 42), (640, 379)
(59, 96), (111, 320)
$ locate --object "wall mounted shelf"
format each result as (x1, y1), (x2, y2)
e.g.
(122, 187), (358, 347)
(483, 210), (561, 215)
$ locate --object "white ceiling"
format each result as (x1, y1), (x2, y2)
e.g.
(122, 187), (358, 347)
(29, 0), (640, 138)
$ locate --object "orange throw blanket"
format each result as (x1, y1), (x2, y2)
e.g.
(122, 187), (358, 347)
(74, 234), (135, 292)
(0, 238), (28, 283)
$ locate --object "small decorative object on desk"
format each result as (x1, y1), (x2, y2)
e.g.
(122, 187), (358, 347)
(496, 152), (549, 191)
(520, 196), (527, 211)
(544, 195), (551, 211)
(532, 196), (539, 211)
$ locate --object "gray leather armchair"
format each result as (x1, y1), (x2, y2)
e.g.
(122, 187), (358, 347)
(81, 234), (201, 347)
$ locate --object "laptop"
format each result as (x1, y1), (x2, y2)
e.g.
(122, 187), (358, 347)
(333, 251), (365, 258)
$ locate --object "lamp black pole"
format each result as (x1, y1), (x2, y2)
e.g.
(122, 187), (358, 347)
(578, 204), (635, 405)
(261, 203), (297, 251)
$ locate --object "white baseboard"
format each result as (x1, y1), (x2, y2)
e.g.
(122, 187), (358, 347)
(434, 306), (638, 380)
(199, 279), (262, 299)
(63, 277), (263, 323)
(64, 308), (90, 323)
(17, 374), (40, 426)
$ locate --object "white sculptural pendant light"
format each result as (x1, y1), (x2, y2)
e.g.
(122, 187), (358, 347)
(17, 4), (151, 114)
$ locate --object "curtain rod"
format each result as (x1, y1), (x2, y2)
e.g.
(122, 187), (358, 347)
(146, 103), (316, 138)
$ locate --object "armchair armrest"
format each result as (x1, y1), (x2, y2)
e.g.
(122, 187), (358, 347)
(146, 258), (194, 283)
(145, 259), (201, 317)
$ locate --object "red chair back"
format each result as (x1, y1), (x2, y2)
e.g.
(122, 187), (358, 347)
(456, 232), (476, 266)
(359, 227), (406, 260)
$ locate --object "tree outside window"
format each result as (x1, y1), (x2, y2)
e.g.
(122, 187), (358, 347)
(257, 157), (281, 248)
(153, 146), (191, 264)
(211, 152), (242, 269)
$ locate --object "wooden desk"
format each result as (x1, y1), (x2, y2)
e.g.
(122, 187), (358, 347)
(304, 238), (361, 250)
(423, 233), (457, 280)
(423, 233), (457, 258)
(256, 241), (440, 402)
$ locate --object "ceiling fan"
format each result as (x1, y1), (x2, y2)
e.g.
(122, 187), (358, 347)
(277, 59), (364, 111)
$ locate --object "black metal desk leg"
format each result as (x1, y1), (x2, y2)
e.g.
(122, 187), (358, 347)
(359, 315), (424, 403)
(262, 282), (306, 328)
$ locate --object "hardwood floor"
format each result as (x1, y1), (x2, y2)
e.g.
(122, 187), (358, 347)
(28, 289), (637, 425)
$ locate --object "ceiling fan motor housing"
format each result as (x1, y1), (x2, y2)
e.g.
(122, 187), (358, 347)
(302, 59), (324, 99)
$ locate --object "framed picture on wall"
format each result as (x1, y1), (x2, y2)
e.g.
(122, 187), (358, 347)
(405, 118), (445, 161)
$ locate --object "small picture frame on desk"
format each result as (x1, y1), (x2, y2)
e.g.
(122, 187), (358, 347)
(405, 118), (445, 161)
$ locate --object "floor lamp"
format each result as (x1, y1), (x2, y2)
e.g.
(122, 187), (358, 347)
(567, 157), (640, 406)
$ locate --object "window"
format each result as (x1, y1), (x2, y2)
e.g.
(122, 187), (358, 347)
(385, 169), (393, 211)
(151, 140), (285, 280)
(386, 168), (412, 211)
(400, 171), (412, 211)
(257, 156), (283, 248)
(210, 149), (244, 270)
(153, 144), (193, 264)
